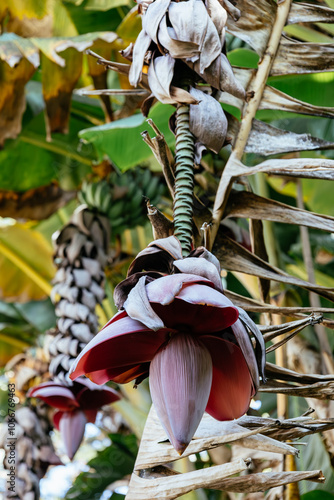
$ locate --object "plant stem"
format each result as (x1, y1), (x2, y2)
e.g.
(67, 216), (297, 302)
(211, 0), (293, 247)
(173, 105), (195, 256)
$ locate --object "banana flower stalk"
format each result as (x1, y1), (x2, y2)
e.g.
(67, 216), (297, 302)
(70, 237), (265, 455)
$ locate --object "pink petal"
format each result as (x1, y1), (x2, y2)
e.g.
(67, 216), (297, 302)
(146, 273), (215, 305)
(75, 380), (121, 409)
(87, 363), (149, 385)
(149, 332), (212, 455)
(59, 410), (87, 460)
(203, 336), (254, 421)
(53, 410), (64, 430)
(147, 277), (238, 333)
(70, 315), (169, 384)
(29, 386), (79, 411)
(230, 319), (259, 390)
(173, 257), (223, 290)
(84, 409), (98, 423)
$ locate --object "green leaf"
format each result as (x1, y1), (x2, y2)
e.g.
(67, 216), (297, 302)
(84, 0), (134, 11)
(268, 72), (334, 108)
(227, 48), (259, 69)
(302, 492), (334, 500)
(0, 298), (55, 366)
(63, 0), (125, 34)
(296, 433), (334, 495)
(65, 433), (138, 500)
(79, 103), (175, 170)
(0, 103), (95, 191)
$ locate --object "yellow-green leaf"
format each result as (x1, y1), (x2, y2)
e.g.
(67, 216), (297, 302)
(0, 221), (55, 302)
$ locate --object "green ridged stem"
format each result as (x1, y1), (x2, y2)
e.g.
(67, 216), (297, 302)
(173, 105), (195, 256)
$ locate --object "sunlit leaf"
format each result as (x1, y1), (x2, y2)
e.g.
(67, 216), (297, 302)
(79, 102), (175, 170)
(0, 222), (55, 302)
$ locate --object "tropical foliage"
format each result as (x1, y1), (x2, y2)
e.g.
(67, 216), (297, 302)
(1, 0), (334, 498)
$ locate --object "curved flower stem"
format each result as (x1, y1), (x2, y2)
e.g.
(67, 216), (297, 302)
(173, 104), (195, 256)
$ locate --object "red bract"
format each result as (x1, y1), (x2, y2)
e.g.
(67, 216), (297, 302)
(70, 269), (259, 455)
(28, 378), (120, 459)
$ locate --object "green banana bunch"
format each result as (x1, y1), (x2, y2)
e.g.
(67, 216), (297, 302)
(78, 168), (166, 236)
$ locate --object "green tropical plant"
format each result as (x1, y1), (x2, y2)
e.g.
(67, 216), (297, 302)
(1, 0), (334, 499)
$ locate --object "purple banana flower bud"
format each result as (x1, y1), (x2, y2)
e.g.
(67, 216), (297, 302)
(149, 332), (212, 454)
(58, 410), (87, 460)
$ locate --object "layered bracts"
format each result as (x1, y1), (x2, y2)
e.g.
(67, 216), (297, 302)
(70, 236), (265, 454)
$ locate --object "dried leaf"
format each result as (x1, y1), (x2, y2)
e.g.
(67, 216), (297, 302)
(189, 88), (227, 154)
(260, 85), (334, 119)
(225, 0), (275, 55)
(0, 58), (35, 146)
(225, 190), (334, 234)
(288, 2), (334, 25)
(230, 157), (334, 181)
(127, 459), (250, 499)
(134, 406), (277, 470)
(193, 54), (246, 100)
(168, 0), (222, 73)
(147, 54), (175, 104)
(129, 29), (152, 87)
(249, 218), (270, 302)
(0, 184), (75, 220)
(142, 0), (171, 44)
(127, 236), (182, 276)
(224, 290), (334, 328)
(272, 37), (334, 76)
(214, 234), (334, 302)
(41, 48), (83, 138)
(207, 0), (227, 43)
(218, 470), (325, 493)
(157, 15), (200, 59)
(228, 117), (334, 155)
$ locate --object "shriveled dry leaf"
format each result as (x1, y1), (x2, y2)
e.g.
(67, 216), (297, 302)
(260, 85), (334, 118)
(189, 88), (227, 154)
(214, 234), (334, 302)
(157, 15), (200, 60)
(193, 54), (246, 100)
(129, 29), (152, 87)
(288, 2), (334, 24)
(0, 184), (75, 220)
(272, 37), (334, 76)
(224, 290), (334, 328)
(218, 470), (324, 493)
(225, 190), (334, 233)
(228, 117), (334, 155)
(225, 0), (275, 55)
(142, 0), (171, 44)
(41, 48), (83, 139)
(0, 58), (35, 146)
(134, 407), (295, 471)
(230, 157), (334, 181)
(168, 0), (222, 73)
(127, 458), (250, 499)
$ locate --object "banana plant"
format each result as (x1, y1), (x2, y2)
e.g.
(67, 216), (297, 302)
(53, 0), (334, 499)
